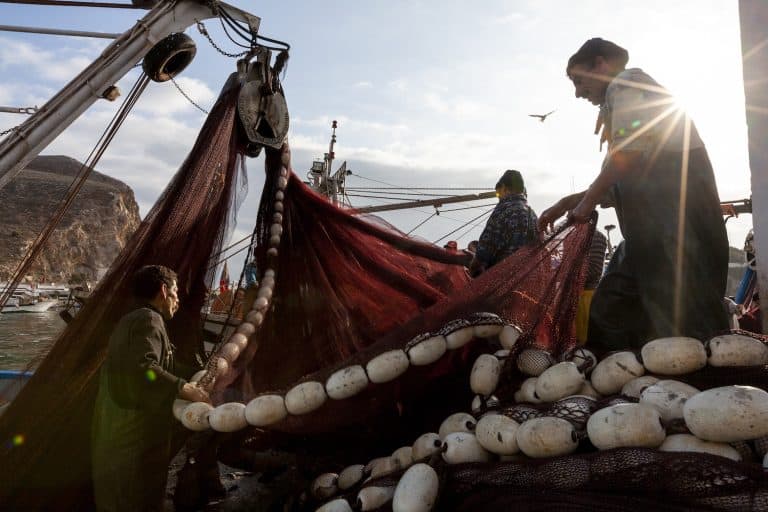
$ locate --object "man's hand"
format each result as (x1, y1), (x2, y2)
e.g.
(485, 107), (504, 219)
(567, 196), (596, 224)
(537, 191), (586, 233)
(538, 203), (568, 233)
(179, 382), (210, 403)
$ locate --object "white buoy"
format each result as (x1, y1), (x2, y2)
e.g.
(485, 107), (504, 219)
(245, 394), (287, 426)
(315, 499), (353, 512)
(514, 377), (541, 404)
(706, 334), (768, 367)
(172, 399), (191, 421)
(337, 464), (366, 490)
(357, 486), (395, 511)
(590, 351), (645, 395)
(473, 323), (503, 338)
(285, 381), (327, 415)
(499, 324), (523, 350)
(220, 342), (242, 362)
(274, 191), (284, 202)
(270, 223), (283, 237)
(641, 337), (706, 375)
(392, 446), (414, 469)
(181, 402), (213, 431)
(245, 310), (264, 326)
(412, 433), (442, 460)
(229, 332), (249, 350)
(683, 385), (768, 442)
(639, 380), (700, 423)
(535, 362), (585, 402)
(516, 417), (578, 458)
(407, 335), (447, 366)
(621, 375), (660, 399)
(441, 432), (492, 464)
(311, 473), (339, 500)
(659, 434), (741, 461)
(366, 350), (409, 383)
(470, 354), (501, 396)
(443, 320), (475, 349)
(474, 413), (520, 455)
(516, 349), (554, 376)
(366, 456), (399, 479)
(325, 365), (369, 400)
(236, 322), (256, 337)
(392, 463), (439, 512)
(587, 403), (665, 450)
(438, 412), (476, 439)
(209, 402), (248, 432)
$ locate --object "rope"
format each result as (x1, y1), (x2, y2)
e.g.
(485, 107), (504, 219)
(170, 77), (209, 115)
(346, 190), (463, 198)
(0, 73), (149, 308)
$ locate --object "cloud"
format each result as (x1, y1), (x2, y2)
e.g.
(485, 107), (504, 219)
(353, 81), (373, 88)
(0, 36), (103, 82)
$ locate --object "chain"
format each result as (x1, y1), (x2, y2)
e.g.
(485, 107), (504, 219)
(0, 126), (19, 137)
(196, 20), (250, 58)
(170, 77), (209, 115)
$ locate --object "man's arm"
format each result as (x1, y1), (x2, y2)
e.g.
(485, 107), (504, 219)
(470, 206), (505, 276)
(569, 149), (643, 223)
(538, 191), (586, 232)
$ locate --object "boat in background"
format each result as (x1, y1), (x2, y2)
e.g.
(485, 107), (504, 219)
(1, 298), (58, 313)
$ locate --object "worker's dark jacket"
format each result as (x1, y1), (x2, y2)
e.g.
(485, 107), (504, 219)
(91, 305), (185, 512)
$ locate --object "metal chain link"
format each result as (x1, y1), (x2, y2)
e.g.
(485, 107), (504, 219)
(170, 77), (209, 115)
(0, 126), (19, 137)
(196, 20), (250, 58)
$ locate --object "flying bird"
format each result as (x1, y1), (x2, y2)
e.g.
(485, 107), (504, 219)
(529, 110), (556, 122)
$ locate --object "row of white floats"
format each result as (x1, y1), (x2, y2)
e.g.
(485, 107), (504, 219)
(177, 167), (289, 416)
(174, 312), (523, 432)
(307, 333), (768, 511)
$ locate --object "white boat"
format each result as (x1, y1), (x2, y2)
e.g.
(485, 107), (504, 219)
(1, 299), (58, 313)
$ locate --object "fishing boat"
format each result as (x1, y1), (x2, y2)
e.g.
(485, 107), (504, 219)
(0, 2), (767, 512)
(1, 297), (58, 313)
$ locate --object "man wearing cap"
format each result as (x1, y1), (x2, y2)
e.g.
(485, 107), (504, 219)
(469, 170), (539, 277)
(537, 38), (728, 350)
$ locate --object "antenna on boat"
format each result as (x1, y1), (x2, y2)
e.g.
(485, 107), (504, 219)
(308, 120), (352, 206)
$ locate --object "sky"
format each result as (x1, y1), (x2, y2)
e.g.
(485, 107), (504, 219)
(0, 0), (755, 279)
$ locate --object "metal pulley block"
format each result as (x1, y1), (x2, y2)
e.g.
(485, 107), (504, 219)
(237, 46), (289, 156)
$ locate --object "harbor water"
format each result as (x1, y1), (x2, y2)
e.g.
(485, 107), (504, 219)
(0, 311), (65, 370)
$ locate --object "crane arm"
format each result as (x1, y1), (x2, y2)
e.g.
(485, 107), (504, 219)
(0, 0), (260, 190)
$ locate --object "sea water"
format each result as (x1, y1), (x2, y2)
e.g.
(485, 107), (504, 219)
(0, 311), (66, 370)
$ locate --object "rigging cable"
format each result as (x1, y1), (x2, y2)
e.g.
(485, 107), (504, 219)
(0, 73), (150, 308)
(433, 206), (495, 244)
(406, 210), (439, 236)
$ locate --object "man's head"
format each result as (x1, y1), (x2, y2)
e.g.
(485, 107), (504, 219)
(467, 240), (479, 253)
(495, 169), (525, 198)
(566, 38), (629, 105)
(133, 265), (179, 320)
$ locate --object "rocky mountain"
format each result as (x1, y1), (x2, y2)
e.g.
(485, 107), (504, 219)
(0, 155), (140, 284)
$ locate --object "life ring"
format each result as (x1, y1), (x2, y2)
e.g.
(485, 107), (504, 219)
(142, 33), (197, 83)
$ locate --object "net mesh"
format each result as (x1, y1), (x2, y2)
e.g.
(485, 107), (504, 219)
(0, 73), (247, 510)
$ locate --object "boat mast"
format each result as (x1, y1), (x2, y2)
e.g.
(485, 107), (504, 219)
(308, 120), (350, 206)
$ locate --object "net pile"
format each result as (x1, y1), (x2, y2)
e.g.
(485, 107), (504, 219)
(0, 73), (248, 510)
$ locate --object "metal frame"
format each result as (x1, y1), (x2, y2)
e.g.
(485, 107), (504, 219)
(0, 0), (260, 190)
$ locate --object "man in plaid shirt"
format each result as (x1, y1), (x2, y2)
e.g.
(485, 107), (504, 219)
(469, 170), (539, 277)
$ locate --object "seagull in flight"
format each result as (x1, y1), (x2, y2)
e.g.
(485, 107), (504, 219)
(528, 110), (556, 122)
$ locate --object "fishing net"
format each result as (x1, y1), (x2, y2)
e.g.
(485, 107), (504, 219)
(0, 73), (248, 510)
